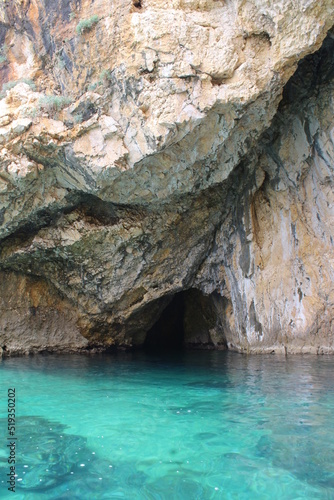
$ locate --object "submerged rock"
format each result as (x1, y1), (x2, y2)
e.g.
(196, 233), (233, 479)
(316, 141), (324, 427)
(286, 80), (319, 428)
(0, 416), (148, 497)
(0, 0), (333, 354)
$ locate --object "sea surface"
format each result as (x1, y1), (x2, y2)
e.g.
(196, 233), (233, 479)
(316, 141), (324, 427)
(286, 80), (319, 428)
(0, 350), (333, 499)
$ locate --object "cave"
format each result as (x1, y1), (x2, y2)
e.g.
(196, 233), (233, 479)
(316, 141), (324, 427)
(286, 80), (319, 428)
(144, 292), (185, 351)
(144, 289), (228, 351)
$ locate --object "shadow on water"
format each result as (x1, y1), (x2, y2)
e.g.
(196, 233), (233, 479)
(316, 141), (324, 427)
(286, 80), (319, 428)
(257, 432), (334, 490)
(0, 416), (148, 499)
(0, 415), (211, 499)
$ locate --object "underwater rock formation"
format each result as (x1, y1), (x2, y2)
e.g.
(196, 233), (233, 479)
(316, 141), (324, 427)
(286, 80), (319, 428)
(0, 415), (148, 496)
(0, 0), (333, 354)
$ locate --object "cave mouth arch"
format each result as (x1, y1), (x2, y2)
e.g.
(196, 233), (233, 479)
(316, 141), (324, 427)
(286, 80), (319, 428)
(143, 288), (228, 352)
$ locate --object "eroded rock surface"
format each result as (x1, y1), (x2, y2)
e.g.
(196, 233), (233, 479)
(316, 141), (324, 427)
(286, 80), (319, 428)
(0, 0), (333, 354)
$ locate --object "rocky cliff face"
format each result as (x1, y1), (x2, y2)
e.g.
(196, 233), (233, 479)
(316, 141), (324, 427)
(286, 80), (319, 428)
(0, 0), (333, 355)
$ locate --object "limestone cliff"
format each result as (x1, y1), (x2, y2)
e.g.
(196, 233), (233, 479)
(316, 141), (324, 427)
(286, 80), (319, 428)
(0, 0), (333, 355)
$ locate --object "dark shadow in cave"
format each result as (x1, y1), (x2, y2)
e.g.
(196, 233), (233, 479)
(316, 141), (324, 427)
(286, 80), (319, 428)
(144, 288), (228, 352)
(281, 30), (334, 107)
(144, 293), (185, 351)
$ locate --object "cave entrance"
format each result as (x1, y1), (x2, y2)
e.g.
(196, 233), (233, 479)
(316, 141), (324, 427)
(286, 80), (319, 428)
(144, 293), (185, 351)
(144, 288), (228, 351)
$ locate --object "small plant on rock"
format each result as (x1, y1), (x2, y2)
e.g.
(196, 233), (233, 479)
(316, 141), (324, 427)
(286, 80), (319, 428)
(38, 95), (72, 113)
(98, 69), (112, 86)
(1, 78), (37, 92)
(73, 113), (84, 124)
(0, 44), (8, 64)
(25, 107), (38, 118)
(76, 15), (99, 35)
(87, 82), (98, 91)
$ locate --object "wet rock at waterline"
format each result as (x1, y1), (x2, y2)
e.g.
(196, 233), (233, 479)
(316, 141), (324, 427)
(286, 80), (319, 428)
(0, 0), (333, 354)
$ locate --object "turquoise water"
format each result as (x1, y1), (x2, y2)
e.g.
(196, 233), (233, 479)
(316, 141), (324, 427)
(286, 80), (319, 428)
(0, 351), (334, 499)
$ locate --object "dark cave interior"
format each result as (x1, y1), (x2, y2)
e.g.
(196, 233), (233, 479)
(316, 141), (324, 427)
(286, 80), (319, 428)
(143, 288), (228, 352)
(144, 293), (186, 351)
